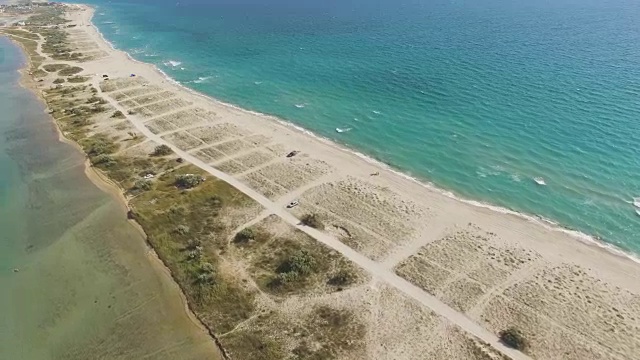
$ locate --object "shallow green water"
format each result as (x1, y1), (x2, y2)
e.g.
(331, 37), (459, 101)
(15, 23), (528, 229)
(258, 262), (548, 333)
(0, 37), (220, 359)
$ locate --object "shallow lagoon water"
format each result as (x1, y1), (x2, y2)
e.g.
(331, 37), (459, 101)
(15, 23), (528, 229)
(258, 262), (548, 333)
(0, 37), (220, 359)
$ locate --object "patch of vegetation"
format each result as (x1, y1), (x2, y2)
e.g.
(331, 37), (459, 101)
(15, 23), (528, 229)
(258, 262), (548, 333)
(499, 327), (528, 351)
(277, 250), (315, 276)
(81, 134), (118, 159)
(67, 76), (90, 83)
(221, 318), (286, 360)
(58, 66), (83, 76)
(53, 78), (65, 84)
(130, 166), (258, 333)
(234, 227), (256, 244)
(175, 173), (205, 189)
(65, 103), (106, 117)
(99, 156), (172, 188)
(293, 306), (365, 359)
(194, 261), (216, 285)
(86, 96), (107, 104)
(174, 224), (191, 235)
(32, 69), (48, 78)
(235, 216), (361, 296)
(268, 249), (318, 290)
(111, 110), (125, 119)
(300, 213), (324, 230)
(327, 269), (357, 287)
(152, 144), (173, 156)
(43, 63), (69, 72)
(91, 154), (115, 167)
(27, 7), (68, 27)
(132, 179), (152, 192)
(1, 28), (40, 40)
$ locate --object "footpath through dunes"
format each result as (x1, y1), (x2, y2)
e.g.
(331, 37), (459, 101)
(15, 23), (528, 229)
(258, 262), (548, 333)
(3, 3), (640, 360)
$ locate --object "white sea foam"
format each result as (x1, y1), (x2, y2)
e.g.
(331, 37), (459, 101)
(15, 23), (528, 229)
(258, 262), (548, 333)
(163, 60), (182, 67)
(336, 127), (352, 133)
(254, 81), (263, 85)
(294, 103), (306, 109)
(372, 110), (381, 114)
(84, 5), (640, 265)
(534, 177), (547, 186)
(633, 197), (640, 208)
(193, 76), (211, 84)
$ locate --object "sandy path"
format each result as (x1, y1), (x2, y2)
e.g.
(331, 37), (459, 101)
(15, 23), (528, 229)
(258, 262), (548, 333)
(91, 76), (531, 360)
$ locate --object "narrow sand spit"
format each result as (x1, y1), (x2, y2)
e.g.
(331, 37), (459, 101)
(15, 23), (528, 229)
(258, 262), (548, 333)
(4, 3), (640, 359)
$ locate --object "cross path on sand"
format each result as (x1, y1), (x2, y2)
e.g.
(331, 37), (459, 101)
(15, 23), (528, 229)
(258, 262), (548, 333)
(94, 79), (530, 360)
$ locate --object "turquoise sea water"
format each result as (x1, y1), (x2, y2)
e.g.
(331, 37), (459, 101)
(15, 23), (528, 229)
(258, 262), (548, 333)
(84, 0), (640, 253)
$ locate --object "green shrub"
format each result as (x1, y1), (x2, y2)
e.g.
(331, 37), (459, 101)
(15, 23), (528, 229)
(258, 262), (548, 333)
(195, 262), (216, 284)
(328, 269), (356, 287)
(67, 76), (89, 83)
(86, 96), (106, 104)
(234, 228), (255, 243)
(152, 144), (173, 156)
(53, 78), (65, 84)
(499, 327), (528, 351)
(175, 174), (205, 189)
(272, 271), (300, 285)
(301, 213), (324, 230)
(91, 154), (114, 166)
(174, 224), (190, 235)
(58, 66), (83, 76)
(270, 250), (317, 289)
(186, 239), (202, 250)
(132, 179), (152, 191)
(278, 250), (315, 275)
(186, 240), (203, 261)
(43, 63), (68, 72)
(268, 250), (318, 289)
(85, 137), (117, 157)
(187, 250), (202, 261)
(111, 110), (125, 119)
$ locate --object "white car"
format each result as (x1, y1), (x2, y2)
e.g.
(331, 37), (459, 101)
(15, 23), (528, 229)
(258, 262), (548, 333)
(287, 200), (299, 208)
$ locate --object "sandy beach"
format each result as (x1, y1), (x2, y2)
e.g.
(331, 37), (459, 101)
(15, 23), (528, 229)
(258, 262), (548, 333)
(3, 3), (640, 359)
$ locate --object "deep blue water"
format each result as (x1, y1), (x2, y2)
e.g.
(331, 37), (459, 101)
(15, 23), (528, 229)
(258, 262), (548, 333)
(83, 0), (640, 253)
